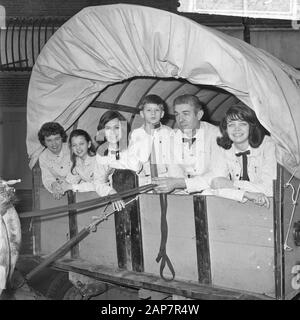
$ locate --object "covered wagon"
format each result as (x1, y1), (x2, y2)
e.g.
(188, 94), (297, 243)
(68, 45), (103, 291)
(20, 4), (300, 300)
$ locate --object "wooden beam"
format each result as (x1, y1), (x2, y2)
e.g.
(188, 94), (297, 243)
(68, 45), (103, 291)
(67, 191), (79, 259)
(193, 195), (211, 284)
(91, 101), (139, 115)
(43, 257), (273, 300)
(112, 170), (144, 272)
(129, 174), (144, 273)
(32, 161), (41, 255)
(273, 164), (285, 300)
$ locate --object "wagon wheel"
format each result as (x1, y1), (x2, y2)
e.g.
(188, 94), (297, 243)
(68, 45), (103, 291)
(46, 272), (83, 300)
(292, 292), (300, 300)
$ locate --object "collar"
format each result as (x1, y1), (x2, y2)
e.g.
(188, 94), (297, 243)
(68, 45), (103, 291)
(108, 146), (119, 152)
(76, 154), (95, 166)
(233, 144), (261, 157)
(142, 122), (162, 133)
(46, 143), (68, 159)
(235, 150), (250, 157)
(180, 126), (203, 140)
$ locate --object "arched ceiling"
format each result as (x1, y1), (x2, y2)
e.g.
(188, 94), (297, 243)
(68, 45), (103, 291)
(79, 77), (240, 135)
(27, 4), (300, 176)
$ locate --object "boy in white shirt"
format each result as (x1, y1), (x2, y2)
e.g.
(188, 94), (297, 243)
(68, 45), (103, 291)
(128, 95), (173, 185)
(38, 122), (71, 199)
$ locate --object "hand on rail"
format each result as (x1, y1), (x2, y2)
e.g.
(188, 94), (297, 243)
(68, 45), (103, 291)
(51, 181), (64, 200)
(211, 177), (234, 189)
(58, 180), (73, 194)
(243, 191), (270, 209)
(109, 189), (125, 212)
(152, 177), (186, 194)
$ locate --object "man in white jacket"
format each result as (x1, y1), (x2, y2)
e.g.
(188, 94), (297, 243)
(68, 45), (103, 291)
(153, 94), (222, 194)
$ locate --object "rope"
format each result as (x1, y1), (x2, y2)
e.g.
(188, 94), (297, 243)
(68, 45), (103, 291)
(89, 196), (139, 230)
(283, 169), (300, 251)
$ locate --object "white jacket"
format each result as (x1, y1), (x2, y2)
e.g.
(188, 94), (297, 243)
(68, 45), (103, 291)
(38, 143), (72, 193)
(93, 146), (141, 197)
(66, 155), (96, 192)
(168, 122), (223, 193)
(128, 124), (174, 184)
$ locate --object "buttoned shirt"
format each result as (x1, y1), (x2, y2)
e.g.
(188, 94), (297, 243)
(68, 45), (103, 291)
(66, 155), (96, 192)
(168, 121), (222, 193)
(128, 124), (174, 185)
(38, 143), (72, 193)
(93, 146), (140, 197)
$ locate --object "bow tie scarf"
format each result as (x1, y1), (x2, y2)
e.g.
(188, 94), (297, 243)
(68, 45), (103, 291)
(182, 137), (196, 145)
(182, 137), (196, 151)
(149, 136), (175, 281)
(235, 150), (250, 181)
(104, 143), (120, 160)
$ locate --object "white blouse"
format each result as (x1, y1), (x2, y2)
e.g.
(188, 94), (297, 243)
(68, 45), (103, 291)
(93, 145), (141, 197)
(210, 135), (277, 201)
(66, 155), (96, 192)
(128, 124), (176, 185)
(39, 143), (72, 193)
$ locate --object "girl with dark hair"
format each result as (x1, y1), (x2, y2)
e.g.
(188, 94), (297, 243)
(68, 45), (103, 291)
(59, 129), (97, 193)
(37, 122), (71, 199)
(210, 104), (277, 208)
(93, 111), (141, 211)
(95, 110), (130, 154)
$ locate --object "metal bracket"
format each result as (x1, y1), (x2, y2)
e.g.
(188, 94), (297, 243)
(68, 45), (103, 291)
(69, 272), (108, 300)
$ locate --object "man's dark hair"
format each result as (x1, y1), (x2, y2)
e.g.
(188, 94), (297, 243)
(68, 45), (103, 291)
(173, 94), (205, 112)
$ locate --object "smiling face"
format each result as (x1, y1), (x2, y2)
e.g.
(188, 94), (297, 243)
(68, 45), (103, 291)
(104, 118), (122, 144)
(44, 134), (63, 155)
(140, 103), (164, 126)
(71, 135), (91, 160)
(174, 103), (203, 133)
(226, 119), (250, 149)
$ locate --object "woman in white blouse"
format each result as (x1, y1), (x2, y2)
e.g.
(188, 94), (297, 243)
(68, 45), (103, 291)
(93, 111), (141, 211)
(210, 104), (277, 208)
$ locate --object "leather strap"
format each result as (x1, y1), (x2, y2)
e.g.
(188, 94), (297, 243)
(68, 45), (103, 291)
(150, 140), (175, 281)
(155, 194), (175, 281)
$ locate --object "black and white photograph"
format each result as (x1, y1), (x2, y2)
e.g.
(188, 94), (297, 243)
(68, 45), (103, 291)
(0, 0), (300, 306)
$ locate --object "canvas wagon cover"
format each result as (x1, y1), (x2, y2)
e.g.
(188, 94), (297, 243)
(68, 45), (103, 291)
(26, 4), (300, 178)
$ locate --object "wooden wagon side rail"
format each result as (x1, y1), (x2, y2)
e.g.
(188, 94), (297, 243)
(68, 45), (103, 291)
(46, 257), (273, 300)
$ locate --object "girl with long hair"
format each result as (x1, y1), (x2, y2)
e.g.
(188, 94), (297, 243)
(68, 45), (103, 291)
(210, 104), (277, 208)
(93, 111), (141, 211)
(60, 128), (125, 211)
(60, 129), (96, 192)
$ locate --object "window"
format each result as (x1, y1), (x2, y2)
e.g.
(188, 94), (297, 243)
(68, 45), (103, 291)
(178, 0), (299, 20)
